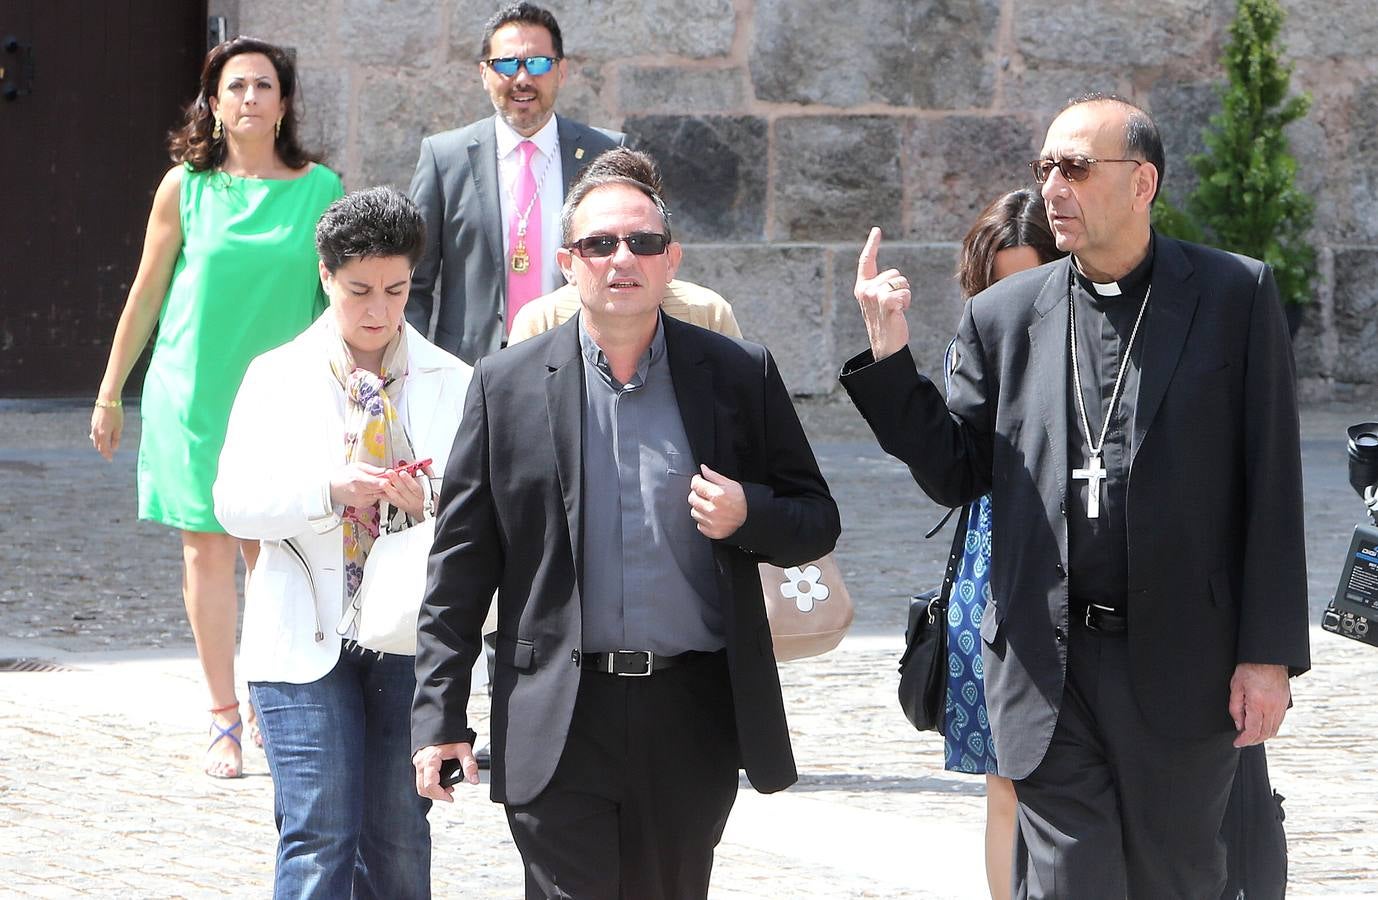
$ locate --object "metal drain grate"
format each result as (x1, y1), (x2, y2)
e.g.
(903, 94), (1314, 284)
(0, 658), (76, 673)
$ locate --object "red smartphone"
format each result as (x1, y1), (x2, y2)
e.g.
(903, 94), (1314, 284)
(392, 458), (432, 477)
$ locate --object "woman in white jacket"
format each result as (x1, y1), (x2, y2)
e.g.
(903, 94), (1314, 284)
(214, 187), (471, 899)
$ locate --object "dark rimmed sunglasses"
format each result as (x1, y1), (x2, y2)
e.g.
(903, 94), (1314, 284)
(1029, 155), (1143, 183)
(566, 232), (671, 259)
(483, 55), (559, 77)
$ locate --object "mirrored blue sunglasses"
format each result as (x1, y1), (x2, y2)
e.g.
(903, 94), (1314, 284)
(484, 56), (559, 77)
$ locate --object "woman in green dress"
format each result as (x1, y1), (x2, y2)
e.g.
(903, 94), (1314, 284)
(90, 37), (343, 779)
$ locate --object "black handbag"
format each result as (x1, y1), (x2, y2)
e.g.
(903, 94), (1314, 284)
(1219, 743), (1287, 900)
(898, 504), (970, 733)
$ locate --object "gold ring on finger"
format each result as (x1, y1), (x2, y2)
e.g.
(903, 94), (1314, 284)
(887, 278), (904, 291)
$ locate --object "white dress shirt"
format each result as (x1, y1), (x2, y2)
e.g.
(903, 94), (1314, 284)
(495, 115), (563, 297)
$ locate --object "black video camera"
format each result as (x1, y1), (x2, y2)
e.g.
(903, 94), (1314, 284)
(1321, 423), (1378, 647)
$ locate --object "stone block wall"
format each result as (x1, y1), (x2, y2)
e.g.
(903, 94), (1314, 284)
(215, 0), (1378, 397)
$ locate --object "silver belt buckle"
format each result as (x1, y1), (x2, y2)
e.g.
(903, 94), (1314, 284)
(1085, 603), (1114, 631)
(610, 649), (654, 676)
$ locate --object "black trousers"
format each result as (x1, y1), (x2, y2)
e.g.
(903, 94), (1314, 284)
(1014, 623), (1240, 900)
(504, 651), (741, 900)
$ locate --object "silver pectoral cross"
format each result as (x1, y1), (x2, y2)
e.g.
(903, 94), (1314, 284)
(1072, 453), (1107, 519)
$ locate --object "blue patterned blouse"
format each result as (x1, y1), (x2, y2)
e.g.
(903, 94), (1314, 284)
(942, 339), (998, 775)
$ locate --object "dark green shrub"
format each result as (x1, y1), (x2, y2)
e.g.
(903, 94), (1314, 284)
(1154, 0), (1316, 308)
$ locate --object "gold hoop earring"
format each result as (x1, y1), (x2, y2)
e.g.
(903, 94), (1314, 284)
(212, 116), (223, 140)
(275, 118), (282, 139)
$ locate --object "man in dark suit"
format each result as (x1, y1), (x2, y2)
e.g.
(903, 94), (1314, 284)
(412, 148), (840, 899)
(407, 1), (625, 364)
(841, 95), (1309, 898)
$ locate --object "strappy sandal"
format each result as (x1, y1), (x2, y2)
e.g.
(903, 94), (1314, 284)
(206, 701), (244, 779)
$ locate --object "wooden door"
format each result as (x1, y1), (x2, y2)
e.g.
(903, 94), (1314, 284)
(0, 1), (205, 397)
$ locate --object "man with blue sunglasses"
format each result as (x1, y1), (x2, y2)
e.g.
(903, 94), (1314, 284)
(408, 4), (625, 743)
(407, 1), (625, 366)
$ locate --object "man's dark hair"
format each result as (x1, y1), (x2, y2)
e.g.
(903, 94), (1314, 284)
(316, 187), (427, 273)
(560, 148), (672, 243)
(480, 2), (564, 59)
(1063, 92), (1166, 203)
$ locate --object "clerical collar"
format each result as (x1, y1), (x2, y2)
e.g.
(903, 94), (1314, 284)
(1072, 233), (1155, 298)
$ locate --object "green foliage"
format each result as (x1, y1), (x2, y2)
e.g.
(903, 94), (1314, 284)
(1151, 197), (1204, 245)
(1153, 0), (1316, 306)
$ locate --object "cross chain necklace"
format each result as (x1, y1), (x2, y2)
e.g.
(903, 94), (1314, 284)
(1068, 270), (1151, 519)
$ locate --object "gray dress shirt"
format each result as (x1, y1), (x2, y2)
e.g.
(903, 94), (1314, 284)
(578, 314), (725, 654)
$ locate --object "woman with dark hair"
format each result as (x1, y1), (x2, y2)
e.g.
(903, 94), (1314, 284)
(90, 36), (343, 778)
(945, 188), (1063, 900)
(214, 187), (471, 897)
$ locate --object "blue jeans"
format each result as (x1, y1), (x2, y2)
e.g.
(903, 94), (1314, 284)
(251, 644), (432, 899)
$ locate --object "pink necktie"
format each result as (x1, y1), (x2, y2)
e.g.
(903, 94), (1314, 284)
(506, 140), (541, 332)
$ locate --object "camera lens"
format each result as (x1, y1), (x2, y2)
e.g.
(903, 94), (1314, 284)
(1347, 423), (1378, 498)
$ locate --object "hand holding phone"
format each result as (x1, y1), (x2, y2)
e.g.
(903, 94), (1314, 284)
(392, 457), (433, 478)
(413, 742), (478, 802)
(440, 758), (465, 788)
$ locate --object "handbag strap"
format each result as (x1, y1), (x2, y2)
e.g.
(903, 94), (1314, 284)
(923, 504), (959, 540)
(379, 473), (436, 534)
(935, 503), (972, 605)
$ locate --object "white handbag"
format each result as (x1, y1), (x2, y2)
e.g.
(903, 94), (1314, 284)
(336, 478), (435, 655)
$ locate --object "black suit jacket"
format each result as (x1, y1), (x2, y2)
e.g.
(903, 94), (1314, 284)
(414, 314), (841, 805)
(841, 235), (1310, 780)
(406, 114), (626, 364)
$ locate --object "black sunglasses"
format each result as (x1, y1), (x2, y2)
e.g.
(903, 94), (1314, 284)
(483, 55), (559, 77)
(566, 232), (671, 258)
(1029, 155), (1143, 183)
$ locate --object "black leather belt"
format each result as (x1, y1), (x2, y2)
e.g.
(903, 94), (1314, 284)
(1077, 603), (1128, 634)
(573, 649), (713, 677)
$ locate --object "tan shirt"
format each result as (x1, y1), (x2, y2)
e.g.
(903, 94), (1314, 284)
(507, 279), (743, 343)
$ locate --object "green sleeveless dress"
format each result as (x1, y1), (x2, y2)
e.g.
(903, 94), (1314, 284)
(137, 163), (344, 532)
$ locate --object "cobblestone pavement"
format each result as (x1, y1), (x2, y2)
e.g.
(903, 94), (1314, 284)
(2, 399), (1377, 897)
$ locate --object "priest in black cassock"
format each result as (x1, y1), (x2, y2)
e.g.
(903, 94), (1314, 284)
(841, 94), (1310, 898)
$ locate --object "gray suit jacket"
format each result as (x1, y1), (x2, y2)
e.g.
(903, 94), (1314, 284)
(841, 236), (1310, 780)
(406, 114), (625, 364)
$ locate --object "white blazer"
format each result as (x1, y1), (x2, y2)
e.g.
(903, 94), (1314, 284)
(214, 322), (473, 684)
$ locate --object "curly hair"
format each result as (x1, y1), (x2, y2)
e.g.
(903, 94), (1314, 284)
(316, 187), (427, 274)
(166, 36), (319, 172)
(957, 189), (1063, 298)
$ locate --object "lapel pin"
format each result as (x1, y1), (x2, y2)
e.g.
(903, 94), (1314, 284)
(575, 148), (585, 160)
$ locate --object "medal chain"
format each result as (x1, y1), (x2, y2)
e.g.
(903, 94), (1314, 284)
(507, 142), (558, 267)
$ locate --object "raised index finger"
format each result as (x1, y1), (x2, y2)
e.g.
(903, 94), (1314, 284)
(857, 227), (883, 282)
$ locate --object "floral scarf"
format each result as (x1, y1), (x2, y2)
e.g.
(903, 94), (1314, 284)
(319, 315), (416, 600)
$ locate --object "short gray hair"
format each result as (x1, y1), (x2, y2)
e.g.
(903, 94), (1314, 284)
(559, 147), (673, 244)
(1060, 92), (1166, 203)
